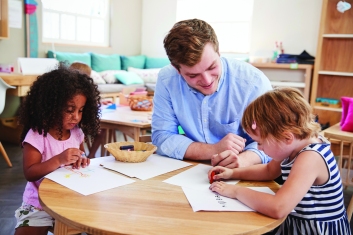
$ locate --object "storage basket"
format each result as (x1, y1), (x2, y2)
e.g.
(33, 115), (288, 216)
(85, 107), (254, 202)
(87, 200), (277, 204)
(128, 95), (153, 111)
(104, 141), (157, 163)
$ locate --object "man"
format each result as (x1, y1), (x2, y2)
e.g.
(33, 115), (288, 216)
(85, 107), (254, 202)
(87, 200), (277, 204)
(152, 19), (272, 168)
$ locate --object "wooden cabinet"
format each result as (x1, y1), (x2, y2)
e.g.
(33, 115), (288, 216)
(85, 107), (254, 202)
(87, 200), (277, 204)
(251, 63), (313, 101)
(310, 0), (353, 126)
(0, 0), (9, 39)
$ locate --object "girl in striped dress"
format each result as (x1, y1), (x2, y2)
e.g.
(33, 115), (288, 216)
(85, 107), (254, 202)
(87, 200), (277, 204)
(209, 87), (351, 235)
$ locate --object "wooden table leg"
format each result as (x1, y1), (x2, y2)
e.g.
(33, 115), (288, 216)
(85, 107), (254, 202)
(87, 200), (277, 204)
(133, 127), (141, 142)
(53, 220), (69, 235)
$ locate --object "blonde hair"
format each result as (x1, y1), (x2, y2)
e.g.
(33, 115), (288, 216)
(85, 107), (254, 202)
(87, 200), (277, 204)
(241, 87), (321, 142)
(69, 62), (91, 76)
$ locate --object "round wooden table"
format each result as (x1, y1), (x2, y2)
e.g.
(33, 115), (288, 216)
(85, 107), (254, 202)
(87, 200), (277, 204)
(39, 162), (285, 235)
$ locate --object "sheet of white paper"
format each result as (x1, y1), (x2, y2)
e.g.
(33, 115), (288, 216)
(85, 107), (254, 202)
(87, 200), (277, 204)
(183, 187), (275, 212)
(102, 154), (192, 180)
(9, 0), (22, 28)
(163, 164), (239, 190)
(45, 157), (135, 195)
(89, 156), (115, 166)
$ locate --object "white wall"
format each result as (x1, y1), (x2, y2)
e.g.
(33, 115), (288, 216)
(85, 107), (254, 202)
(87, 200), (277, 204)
(250, 0), (322, 58)
(141, 0), (323, 58)
(141, 0), (177, 57)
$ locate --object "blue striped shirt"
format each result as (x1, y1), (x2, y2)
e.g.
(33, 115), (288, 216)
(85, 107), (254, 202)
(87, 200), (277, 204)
(151, 57), (272, 161)
(275, 138), (351, 235)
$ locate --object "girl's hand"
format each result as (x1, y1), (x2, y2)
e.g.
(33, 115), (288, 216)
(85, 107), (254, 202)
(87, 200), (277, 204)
(58, 148), (89, 169)
(209, 181), (238, 199)
(208, 166), (233, 182)
(72, 153), (90, 169)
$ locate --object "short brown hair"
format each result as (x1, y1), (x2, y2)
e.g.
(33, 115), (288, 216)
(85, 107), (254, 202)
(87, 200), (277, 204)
(163, 19), (219, 70)
(242, 87), (321, 142)
(69, 62), (91, 76)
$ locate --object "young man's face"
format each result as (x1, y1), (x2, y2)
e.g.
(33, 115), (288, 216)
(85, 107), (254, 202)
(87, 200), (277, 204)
(178, 43), (221, 95)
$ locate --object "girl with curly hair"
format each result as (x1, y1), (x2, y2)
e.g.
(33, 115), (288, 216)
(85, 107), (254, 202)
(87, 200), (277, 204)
(14, 65), (101, 235)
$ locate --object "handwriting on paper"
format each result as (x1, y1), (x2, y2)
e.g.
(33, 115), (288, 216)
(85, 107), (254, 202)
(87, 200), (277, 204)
(215, 194), (226, 208)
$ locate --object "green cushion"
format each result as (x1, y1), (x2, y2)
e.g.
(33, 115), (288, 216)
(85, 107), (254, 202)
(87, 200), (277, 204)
(121, 55), (146, 70)
(91, 53), (121, 72)
(145, 57), (170, 69)
(114, 72), (144, 85)
(47, 50), (91, 66)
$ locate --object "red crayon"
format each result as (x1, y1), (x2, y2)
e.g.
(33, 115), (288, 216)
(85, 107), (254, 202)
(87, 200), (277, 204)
(210, 171), (216, 184)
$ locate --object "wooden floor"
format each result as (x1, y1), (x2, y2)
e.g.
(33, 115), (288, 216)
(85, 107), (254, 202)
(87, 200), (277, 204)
(1, 139), (353, 235)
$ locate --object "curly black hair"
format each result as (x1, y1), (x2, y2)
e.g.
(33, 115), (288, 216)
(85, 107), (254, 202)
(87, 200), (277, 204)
(19, 64), (101, 144)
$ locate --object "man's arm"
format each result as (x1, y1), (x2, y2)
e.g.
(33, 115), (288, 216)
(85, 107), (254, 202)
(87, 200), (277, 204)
(211, 150), (262, 168)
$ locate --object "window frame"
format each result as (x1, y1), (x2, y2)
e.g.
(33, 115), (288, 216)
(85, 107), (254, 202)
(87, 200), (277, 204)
(41, 0), (110, 47)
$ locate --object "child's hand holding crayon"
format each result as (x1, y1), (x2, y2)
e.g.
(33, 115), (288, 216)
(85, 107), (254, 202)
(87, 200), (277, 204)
(208, 166), (233, 183)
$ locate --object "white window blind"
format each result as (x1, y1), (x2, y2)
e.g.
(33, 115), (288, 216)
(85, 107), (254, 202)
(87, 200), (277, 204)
(41, 0), (110, 47)
(176, 0), (254, 54)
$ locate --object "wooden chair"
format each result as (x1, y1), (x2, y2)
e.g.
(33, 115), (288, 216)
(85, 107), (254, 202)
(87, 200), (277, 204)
(348, 194), (353, 223)
(0, 78), (15, 167)
(324, 129), (353, 187)
(323, 124), (353, 221)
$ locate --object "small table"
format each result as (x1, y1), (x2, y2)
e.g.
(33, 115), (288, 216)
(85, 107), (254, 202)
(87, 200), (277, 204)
(100, 106), (151, 154)
(39, 161), (285, 235)
(0, 73), (39, 97)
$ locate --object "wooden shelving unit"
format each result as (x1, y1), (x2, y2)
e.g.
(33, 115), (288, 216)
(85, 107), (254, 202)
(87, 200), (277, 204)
(0, 0), (9, 39)
(251, 62), (313, 101)
(310, 0), (353, 126)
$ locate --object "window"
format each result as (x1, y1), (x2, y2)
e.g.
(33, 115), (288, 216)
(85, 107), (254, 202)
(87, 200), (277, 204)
(176, 0), (254, 54)
(41, 0), (110, 47)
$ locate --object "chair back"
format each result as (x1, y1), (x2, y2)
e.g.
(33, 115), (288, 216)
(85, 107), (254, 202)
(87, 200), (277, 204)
(0, 78), (16, 115)
(139, 135), (152, 143)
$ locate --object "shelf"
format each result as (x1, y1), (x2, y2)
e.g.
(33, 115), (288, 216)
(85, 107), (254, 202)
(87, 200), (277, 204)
(251, 63), (312, 70)
(313, 106), (342, 112)
(318, 71), (353, 76)
(271, 81), (305, 88)
(0, 0), (9, 39)
(310, 0), (353, 125)
(323, 34), (353, 38)
(251, 62), (313, 101)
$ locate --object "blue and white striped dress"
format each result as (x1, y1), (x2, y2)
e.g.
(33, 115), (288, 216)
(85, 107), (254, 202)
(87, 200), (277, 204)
(272, 140), (351, 235)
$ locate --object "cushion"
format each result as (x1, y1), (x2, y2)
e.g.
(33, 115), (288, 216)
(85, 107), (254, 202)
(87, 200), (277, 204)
(128, 67), (161, 83)
(341, 97), (353, 132)
(121, 55), (146, 70)
(90, 70), (106, 84)
(91, 53), (121, 72)
(115, 72), (144, 85)
(145, 57), (170, 69)
(47, 50), (91, 66)
(99, 70), (127, 84)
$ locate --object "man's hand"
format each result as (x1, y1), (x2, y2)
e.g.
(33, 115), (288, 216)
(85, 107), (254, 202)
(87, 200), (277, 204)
(211, 150), (262, 168)
(214, 133), (246, 155)
(211, 150), (242, 168)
